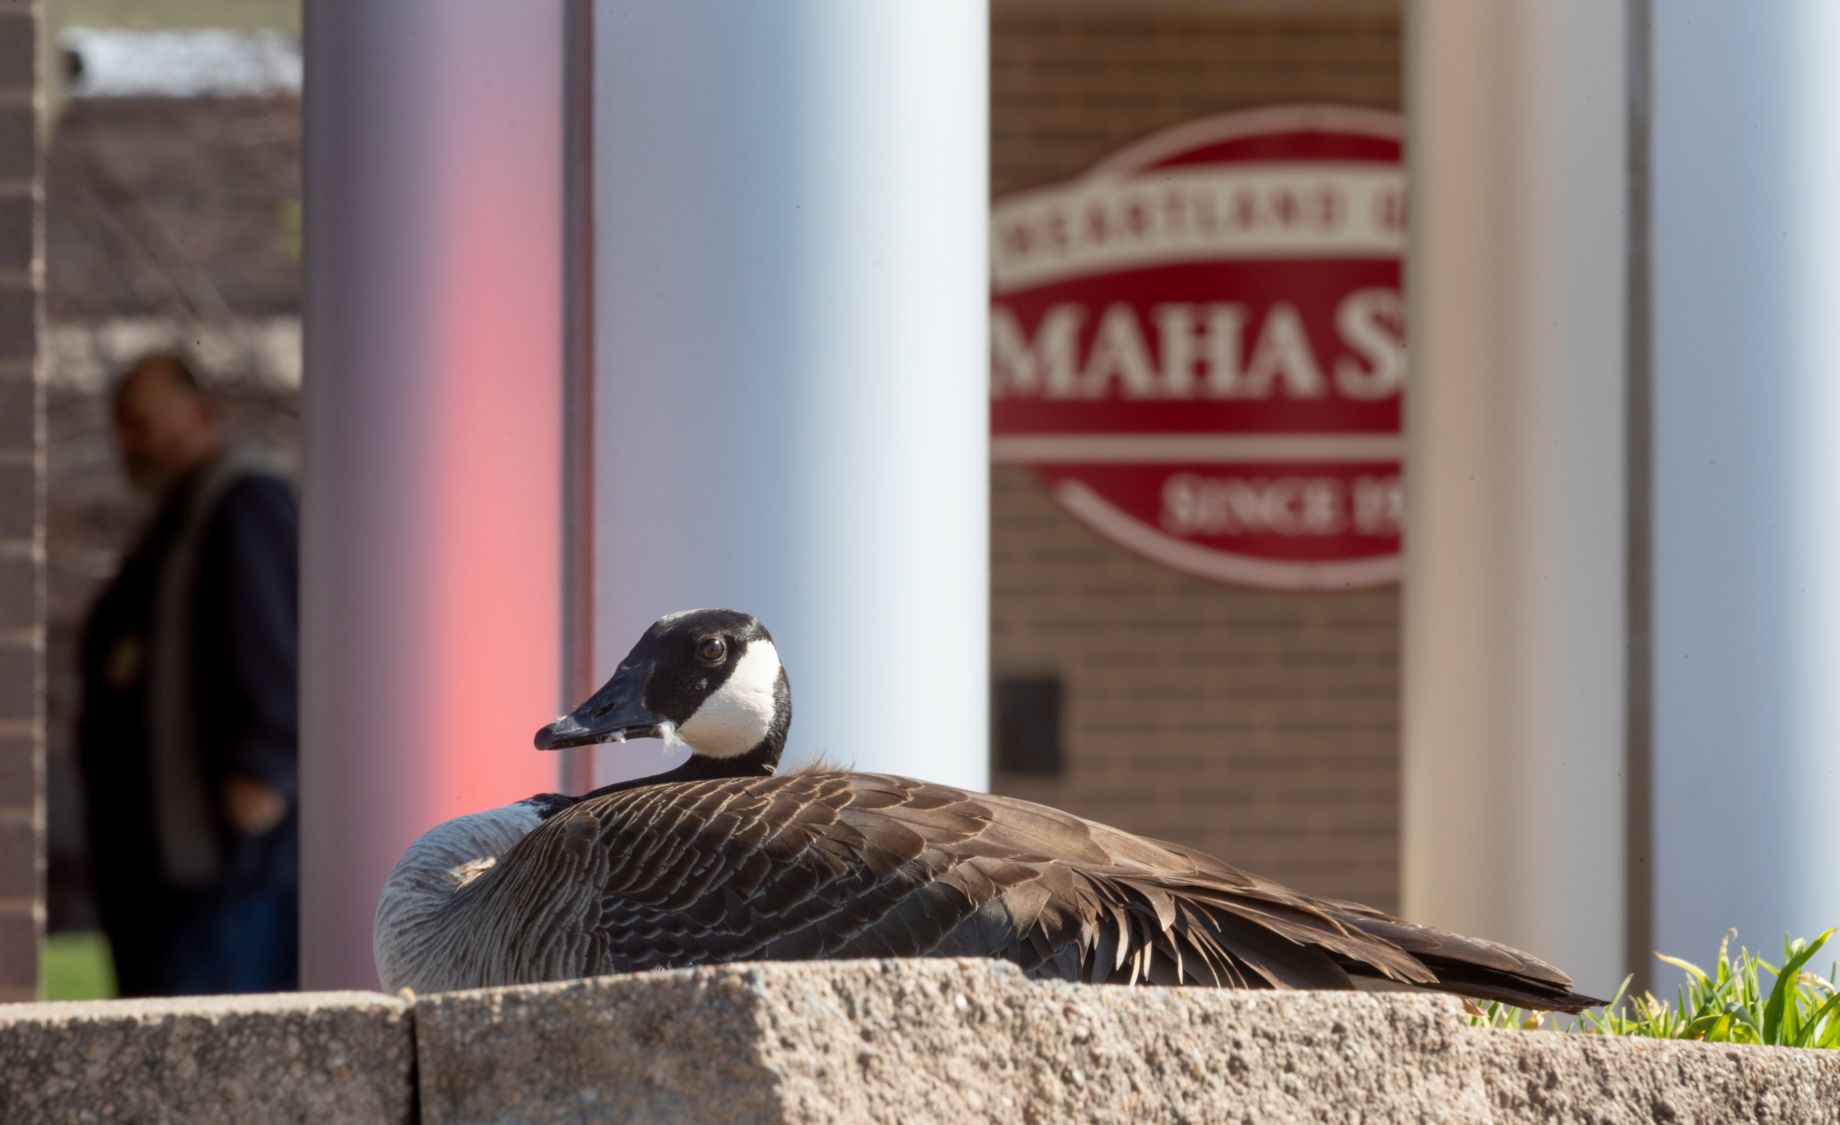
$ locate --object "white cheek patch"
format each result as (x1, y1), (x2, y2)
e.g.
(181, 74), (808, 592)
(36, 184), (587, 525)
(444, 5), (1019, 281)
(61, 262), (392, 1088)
(677, 641), (782, 758)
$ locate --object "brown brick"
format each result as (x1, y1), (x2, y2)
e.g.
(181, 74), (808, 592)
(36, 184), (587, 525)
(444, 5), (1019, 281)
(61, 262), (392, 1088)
(0, 283), (32, 363)
(0, 903), (36, 992)
(0, 191), (32, 274)
(0, 104), (32, 182)
(0, 637), (35, 720)
(0, 371), (32, 450)
(0, 459), (32, 539)
(0, 815), (37, 899)
(0, 733), (30, 809)
(0, 11), (34, 91)
(0, 548), (32, 630)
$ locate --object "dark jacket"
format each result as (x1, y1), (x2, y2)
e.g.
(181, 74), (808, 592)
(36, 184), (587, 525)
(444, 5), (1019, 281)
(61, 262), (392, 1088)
(78, 453), (300, 916)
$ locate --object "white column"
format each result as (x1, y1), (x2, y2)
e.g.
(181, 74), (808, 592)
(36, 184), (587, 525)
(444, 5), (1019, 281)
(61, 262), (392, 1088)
(1402, 2), (1629, 996)
(1650, 3), (1840, 957)
(301, 3), (566, 989)
(589, 3), (989, 789)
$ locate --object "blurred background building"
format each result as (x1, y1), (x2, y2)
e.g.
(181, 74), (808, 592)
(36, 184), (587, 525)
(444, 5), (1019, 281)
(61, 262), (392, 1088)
(1, 0), (300, 996)
(43, 8), (301, 941)
(987, 2), (1403, 917)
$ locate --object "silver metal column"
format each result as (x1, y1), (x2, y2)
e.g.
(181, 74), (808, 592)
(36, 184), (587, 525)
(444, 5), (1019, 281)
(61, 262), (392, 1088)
(302, 2), (567, 989)
(1403, 1), (1631, 996)
(1649, 1), (1840, 959)
(586, 3), (991, 790)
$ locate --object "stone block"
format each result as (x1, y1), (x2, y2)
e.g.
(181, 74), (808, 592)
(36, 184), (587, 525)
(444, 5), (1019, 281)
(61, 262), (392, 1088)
(0, 991), (415, 1123)
(415, 966), (788, 1124)
(413, 959), (1840, 1124)
(421, 959), (1466, 1123)
(1477, 1028), (1840, 1123)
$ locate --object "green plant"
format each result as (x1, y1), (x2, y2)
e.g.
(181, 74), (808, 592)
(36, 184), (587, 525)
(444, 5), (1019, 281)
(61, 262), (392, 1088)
(1467, 929), (1840, 1049)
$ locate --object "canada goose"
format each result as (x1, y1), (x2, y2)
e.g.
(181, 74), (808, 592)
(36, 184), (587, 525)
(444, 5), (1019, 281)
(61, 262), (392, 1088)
(374, 609), (1601, 1010)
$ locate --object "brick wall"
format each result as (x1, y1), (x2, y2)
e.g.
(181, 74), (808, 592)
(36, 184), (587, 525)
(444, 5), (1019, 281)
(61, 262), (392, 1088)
(988, 0), (1404, 910)
(0, 0), (42, 1000)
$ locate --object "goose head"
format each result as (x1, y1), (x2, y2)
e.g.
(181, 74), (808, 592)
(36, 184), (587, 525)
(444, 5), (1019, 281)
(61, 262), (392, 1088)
(535, 608), (791, 772)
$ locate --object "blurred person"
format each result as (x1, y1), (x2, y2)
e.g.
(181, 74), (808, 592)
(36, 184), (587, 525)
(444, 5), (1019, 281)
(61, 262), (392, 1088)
(76, 353), (299, 996)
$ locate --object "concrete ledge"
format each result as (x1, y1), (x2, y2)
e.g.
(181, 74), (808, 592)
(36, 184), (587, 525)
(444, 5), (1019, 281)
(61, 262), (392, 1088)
(415, 960), (1475, 1122)
(1474, 1028), (1840, 1122)
(0, 991), (413, 1123)
(413, 959), (1840, 1124)
(4, 961), (1838, 1122)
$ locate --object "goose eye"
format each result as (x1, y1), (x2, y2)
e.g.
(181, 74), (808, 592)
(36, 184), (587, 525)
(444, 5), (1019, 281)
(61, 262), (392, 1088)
(696, 637), (727, 667)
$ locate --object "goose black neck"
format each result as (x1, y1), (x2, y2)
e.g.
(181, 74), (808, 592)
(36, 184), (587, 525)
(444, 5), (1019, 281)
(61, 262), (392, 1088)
(575, 740), (779, 802)
(575, 685), (790, 801)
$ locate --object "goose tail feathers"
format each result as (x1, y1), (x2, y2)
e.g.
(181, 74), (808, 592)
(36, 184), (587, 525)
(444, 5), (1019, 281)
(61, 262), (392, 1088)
(1326, 902), (1606, 1012)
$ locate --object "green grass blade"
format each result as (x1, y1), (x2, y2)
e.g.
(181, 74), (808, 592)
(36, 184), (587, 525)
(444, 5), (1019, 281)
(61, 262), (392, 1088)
(1764, 930), (1834, 1045)
(1470, 931), (1839, 1049)
(1656, 951), (1710, 986)
(1797, 990), (1840, 1049)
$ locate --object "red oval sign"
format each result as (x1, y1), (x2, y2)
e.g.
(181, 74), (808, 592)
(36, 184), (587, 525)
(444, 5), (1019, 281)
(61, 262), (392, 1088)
(991, 106), (1404, 590)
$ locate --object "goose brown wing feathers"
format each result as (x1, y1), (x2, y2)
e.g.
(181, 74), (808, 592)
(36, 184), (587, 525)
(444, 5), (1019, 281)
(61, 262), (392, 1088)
(486, 769), (1597, 1010)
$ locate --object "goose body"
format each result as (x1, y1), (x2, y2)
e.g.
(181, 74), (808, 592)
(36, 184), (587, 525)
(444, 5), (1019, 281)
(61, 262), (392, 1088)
(376, 610), (1600, 1010)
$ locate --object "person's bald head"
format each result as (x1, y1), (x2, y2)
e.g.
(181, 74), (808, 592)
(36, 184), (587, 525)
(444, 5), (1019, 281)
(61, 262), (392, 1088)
(111, 353), (221, 494)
